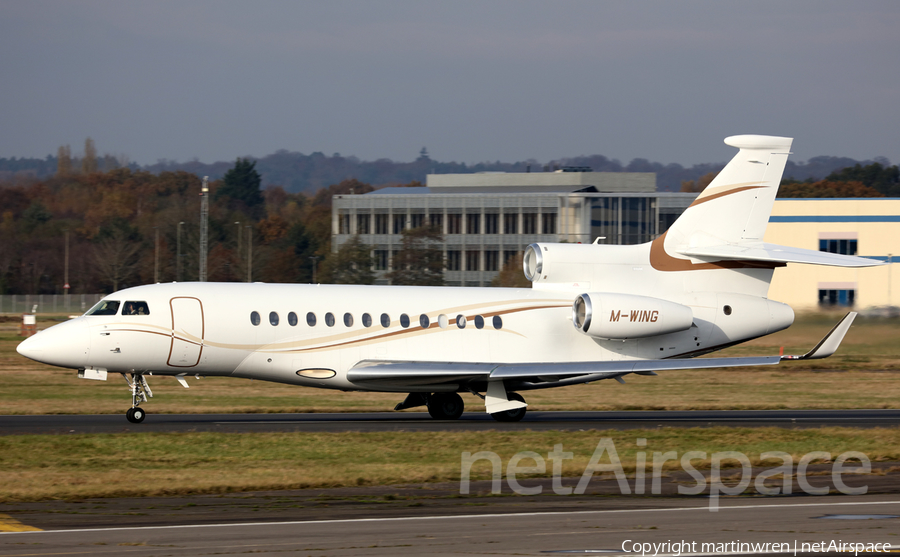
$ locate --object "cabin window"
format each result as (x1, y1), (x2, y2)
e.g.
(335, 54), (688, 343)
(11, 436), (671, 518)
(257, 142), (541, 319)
(87, 300), (120, 316)
(288, 312), (298, 326)
(307, 312), (317, 326)
(362, 313), (372, 327)
(123, 301), (150, 315)
(474, 315), (485, 329)
(269, 312), (279, 326)
(419, 314), (430, 328)
(456, 314), (466, 329)
(250, 311), (261, 326)
(492, 315), (503, 329)
(325, 312), (335, 327)
(380, 313), (390, 327)
(400, 313), (410, 328)
(343, 313), (354, 327)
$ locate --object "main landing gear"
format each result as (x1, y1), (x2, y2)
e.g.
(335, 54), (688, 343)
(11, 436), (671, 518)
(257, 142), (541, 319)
(427, 392), (465, 420)
(393, 390), (528, 422)
(490, 392), (527, 422)
(122, 373), (152, 424)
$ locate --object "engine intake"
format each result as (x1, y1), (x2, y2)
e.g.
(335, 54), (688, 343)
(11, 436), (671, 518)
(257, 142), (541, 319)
(572, 292), (694, 339)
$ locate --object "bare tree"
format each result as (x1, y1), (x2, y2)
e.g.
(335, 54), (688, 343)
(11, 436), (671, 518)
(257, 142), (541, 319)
(92, 229), (141, 292)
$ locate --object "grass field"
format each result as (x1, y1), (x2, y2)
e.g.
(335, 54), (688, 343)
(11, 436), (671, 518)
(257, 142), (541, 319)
(1, 427), (897, 502)
(1, 312), (899, 415)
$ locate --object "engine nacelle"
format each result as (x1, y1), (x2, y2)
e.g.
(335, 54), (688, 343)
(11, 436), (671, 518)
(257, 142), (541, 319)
(572, 292), (694, 339)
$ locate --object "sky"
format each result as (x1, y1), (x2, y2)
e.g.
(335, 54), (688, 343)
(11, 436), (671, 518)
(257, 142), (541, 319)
(1, 1), (899, 167)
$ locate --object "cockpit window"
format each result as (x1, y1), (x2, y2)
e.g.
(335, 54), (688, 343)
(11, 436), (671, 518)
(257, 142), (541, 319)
(86, 300), (120, 316)
(123, 301), (150, 315)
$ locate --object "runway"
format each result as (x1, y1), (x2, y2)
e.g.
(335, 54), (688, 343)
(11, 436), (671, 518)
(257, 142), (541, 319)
(1, 408), (899, 435)
(1, 495), (898, 556)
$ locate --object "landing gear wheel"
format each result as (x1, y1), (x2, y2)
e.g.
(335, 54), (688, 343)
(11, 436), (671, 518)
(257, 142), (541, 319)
(126, 407), (146, 424)
(427, 392), (465, 420)
(490, 392), (527, 422)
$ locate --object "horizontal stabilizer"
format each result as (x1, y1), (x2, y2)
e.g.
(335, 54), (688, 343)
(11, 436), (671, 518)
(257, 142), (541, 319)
(678, 242), (884, 268)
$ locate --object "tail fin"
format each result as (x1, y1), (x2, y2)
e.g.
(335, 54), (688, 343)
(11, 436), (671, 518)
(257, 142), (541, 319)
(659, 134), (883, 270)
(665, 135), (792, 251)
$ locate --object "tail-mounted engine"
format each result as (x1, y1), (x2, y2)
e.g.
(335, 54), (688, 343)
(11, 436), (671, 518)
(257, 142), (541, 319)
(572, 292), (694, 340)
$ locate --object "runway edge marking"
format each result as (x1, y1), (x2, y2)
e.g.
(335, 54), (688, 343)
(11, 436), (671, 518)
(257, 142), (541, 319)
(0, 514), (41, 532)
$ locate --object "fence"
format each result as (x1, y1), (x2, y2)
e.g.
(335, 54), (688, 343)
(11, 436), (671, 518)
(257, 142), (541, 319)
(0, 294), (106, 315)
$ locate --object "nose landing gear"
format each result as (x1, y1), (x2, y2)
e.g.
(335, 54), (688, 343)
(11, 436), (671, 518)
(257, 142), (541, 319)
(122, 373), (152, 423)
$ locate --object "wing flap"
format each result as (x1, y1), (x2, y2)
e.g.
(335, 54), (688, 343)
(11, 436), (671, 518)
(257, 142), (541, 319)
(678, 242), (883, 268)
(489, 356), (781, 380)
(346, 361), (494, 389)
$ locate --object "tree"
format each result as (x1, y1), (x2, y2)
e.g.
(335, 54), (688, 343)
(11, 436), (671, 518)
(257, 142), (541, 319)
(491, 252), (530, 288)
(82, 137), (98, 174)
(318, 236), (374, 284)
(387, 225), (444, 286)
(680, 171), (718, 193)
(826, 162), (900, 197)
(56, 145), (72, 177)
(215, 158), (265, 218)
(92, 227), (141, 292)
(777, 180), (883, 198)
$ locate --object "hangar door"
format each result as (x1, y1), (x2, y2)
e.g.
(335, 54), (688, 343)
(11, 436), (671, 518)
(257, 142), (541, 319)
(168, 297), (204, 367)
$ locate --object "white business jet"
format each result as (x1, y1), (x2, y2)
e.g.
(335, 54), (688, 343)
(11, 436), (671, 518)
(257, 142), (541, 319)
(17, 135), (881, 423)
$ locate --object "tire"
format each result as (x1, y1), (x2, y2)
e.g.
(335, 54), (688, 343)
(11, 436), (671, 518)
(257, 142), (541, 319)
(490, 392), (527, 422)
(126, 407), (146, 424)
(427, 392), (465, 420)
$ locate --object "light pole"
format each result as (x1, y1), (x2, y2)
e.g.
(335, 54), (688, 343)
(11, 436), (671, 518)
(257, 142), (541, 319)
(246, 225), (253, 282)
(199, 176), (209, 282)
(63, 229), (69, 311)
(235, 221), (242, 258)
(177, 221), (185, 282)
(153, 227), (159, 283)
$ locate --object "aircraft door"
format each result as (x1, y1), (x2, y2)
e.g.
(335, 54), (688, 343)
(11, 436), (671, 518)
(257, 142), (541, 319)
(168, 297), (204, 367)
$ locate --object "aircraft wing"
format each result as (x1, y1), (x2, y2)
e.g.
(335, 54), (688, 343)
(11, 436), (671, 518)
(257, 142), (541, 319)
(347, 356), (781, 390)
(346, 312), (857, 391)
(677, 242), (884, 267)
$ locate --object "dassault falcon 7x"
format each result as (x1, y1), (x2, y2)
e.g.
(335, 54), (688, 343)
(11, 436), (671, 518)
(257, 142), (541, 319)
(17, 135), (882, 423)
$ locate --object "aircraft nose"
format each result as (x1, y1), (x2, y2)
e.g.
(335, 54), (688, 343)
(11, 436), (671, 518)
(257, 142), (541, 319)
(16, 319), (89, 369)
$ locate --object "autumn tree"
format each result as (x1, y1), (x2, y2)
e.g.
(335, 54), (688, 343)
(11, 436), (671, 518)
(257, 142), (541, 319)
(680, 171), (718, 193)
(318, 235), (374, 284)
(491, 252), (530, 288)
(56, 145), (72, 177)
(387, 225), (444, 286)
(82, 137), (98, 174)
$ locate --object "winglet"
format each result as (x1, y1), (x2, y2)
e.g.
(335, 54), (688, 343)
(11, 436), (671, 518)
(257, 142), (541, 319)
(781, 312), (857, 360)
